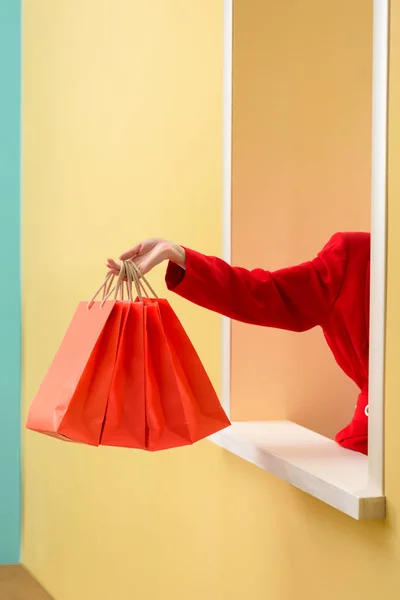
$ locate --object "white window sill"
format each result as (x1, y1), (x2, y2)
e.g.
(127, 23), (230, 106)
(208, 421), (386, 520)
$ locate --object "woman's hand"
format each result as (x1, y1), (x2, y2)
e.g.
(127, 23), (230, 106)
(107, 238), (186, 277)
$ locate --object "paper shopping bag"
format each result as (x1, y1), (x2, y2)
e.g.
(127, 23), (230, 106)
(100, 302), (147, 448)
(100, 261), (230, 450)
(26, 300), (123, 444)
(155, 298), (231, 444)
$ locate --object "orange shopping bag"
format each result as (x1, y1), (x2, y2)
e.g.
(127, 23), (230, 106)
(26, 286), (123, 445)
(100, 261), (231, 450)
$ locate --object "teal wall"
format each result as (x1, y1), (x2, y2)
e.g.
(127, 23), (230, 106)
(0, 0), (21, 564)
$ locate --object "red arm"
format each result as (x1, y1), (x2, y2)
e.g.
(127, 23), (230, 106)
(165, 233), (348, 332)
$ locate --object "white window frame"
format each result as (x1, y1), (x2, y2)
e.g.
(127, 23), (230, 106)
(213, 0), (388, 520)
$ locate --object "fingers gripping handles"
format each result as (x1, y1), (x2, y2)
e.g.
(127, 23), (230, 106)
(88, 261), (158, 308)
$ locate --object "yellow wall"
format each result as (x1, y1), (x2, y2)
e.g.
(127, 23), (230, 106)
(231, 0), (372, 437)
(22, 2), (400, 600)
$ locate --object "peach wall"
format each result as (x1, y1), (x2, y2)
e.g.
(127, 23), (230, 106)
(231, 0), (372, 437)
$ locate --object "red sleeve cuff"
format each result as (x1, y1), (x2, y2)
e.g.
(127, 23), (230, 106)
(165, 260), (186, 290)
(165, 247), (204, 296)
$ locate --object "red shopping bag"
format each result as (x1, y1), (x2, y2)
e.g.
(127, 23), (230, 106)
(155, 298), (231, 443)
(100, 262), (230, 450)
(100, 302), (147, 448)
(26, 299), (123, 445)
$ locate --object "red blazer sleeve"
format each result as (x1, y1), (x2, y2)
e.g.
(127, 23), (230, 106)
(165, 233), (349, 332)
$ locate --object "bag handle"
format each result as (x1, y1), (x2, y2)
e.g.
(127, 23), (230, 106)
(127, 260), (158, 299)
(87, 261), (158, 309)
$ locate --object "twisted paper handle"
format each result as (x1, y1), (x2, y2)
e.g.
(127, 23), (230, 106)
(87, 261), (158, 309)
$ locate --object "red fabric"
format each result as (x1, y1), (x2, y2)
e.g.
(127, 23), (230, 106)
(165, 232), (370, 455)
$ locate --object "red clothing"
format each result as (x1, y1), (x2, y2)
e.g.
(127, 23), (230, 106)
(165, 232), (370, 455)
